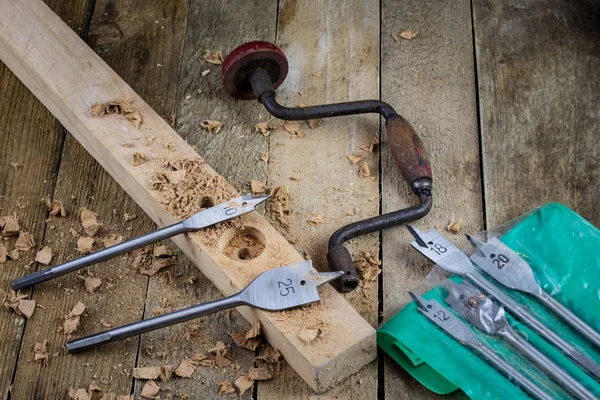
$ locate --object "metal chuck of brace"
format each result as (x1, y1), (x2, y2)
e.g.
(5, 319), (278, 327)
(221, 41), (433, 292)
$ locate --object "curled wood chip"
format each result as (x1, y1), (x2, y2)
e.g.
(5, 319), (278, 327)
(153, 244), (172, 258)
(307, 215), (323, 227)
(164, 170), (186, 184)
(7, 249), (20, 260)
(298, 326), (319, 344)
(83, 276), (102, 293)
(133, 366), (160, 380)
(80, 208), (102, 237)
(358, 161), (371, 178)
(140, 258), (174, 276)
(355, 251), (382, 281)
(116, 396), (133, 400)
(35, 246), (53, 265)
(283, 121), (301, 137)
(77, 236), (95, 254)
(43, 198), (67, 217)
(91, 99), (142, 129)
(34, 339), (49, 364)
(250, 180), (267, 195)
(347, 153), (364, 165)
(298, 103), (323, 128)
(69, 388), (90, 400)
(0, 244), (7, 263)
(203, 50), (223, 65)
(360, 138), (379, 153)
(88, 382), (102, 393)
(248, 367), (273, 381)
(256, 345), (282, 365)
(208, 341), (235, 367)
(234, 376), (254, 396)
(64, 302), (86, 336)
(4, 290), (36, 319)
(200, 120), (223, 134)
(175, 359), (196, 378)
(103, 234), (123, 248)
(447, 215), (463, 233)
(141, 380), (160, 398)
(399, 29), (418, 40)
(260, 152), (269, 163)
(230, 320), (261, 351)
(218, 381), (235, 396)
(158, 365), (174, 381)
(15, 231), (35, 251)
(254, 121), (272, 136)
(132, 152), (149, 166)
(0, 215), (20, 236)
(123, 213), (137, 222)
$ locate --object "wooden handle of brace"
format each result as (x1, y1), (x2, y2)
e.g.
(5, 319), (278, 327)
(386, 116), (432, 185)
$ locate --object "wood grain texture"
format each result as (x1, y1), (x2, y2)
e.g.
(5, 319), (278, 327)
(473, 0), (600, 227)
(9, 0), (189, 397)
(381, 1), (482, 399)
(0, 1), (93, 397)
(259, 0), (380, 398)
(0, 0), (376, 392)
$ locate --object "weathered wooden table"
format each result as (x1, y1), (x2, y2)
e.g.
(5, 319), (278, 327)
(0, 0), (598, 399)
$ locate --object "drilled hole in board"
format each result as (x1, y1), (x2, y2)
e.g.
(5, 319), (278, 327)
(220, 227), (266, 261)
(197, 196), (216, 209)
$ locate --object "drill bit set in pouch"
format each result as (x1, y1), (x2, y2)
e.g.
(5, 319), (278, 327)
(378, 203), (600, 399)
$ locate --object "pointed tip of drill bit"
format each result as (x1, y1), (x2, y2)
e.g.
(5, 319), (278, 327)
(406, 225), (428, 248)
(408, 291), (428, 312)
(465, 234), (486, 257)
(313, 271), (344, 286)
(237, 193), (271, 208)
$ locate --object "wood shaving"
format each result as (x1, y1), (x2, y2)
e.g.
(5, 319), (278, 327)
(447, 215), (463, 233)
(69, 388), (90, 400)
(103, 234), (123, 248)
(298, 103), (323, 128)
(133, 366), (159, 380)
(174, 359), (196, 378)
(260, 152), (269, 163)
(123, 213), (137, 222)
(7, 248), (20, 260)
(35, 246), (53, 265)
(64, 302), (86, 336)
(158, 365), (173, 381)
(34, 339), (49, 364)
(140, 380), (160, 398)
(77, 236), (95, 254)
(307, 215), (323, 227)
(80, 208), (102, 237)
(0, 244), (6, 263)
(202, 70), (210, 77)
(234, 376), (254, 396)
(203, 50), (223, 65)
(254, 121), (272, 136)
(0, 215), (20, 236)
(90, 99), (142, 129)
(153, 244), (172, 258)
(266, 186), (292, 232)
(358, 161), (371, 178)
(165, 170), (186, 184)
(355, 251), (381, 281)
(250, 180), (267, 195)
(15, 231), (35, 251)
(43, 197), (67, 217)
(399, 29), (418, 40)
(3, 290), (36, 318)
(208, 341), (235, 367)
(360, 138), (379, 153)
(230, 320), (261, 351)
(140, 258), (174, 276)
(116, 396), (133, 400)
(347, 153), (364, 165)
(132, 152), (149, 166)
(82, 276), (102, 293)
(298, 326), (319, 344)
(88, 382), (102, 394)
(200, 120), (223, 134)
(283, 121), (301, 137)
(218, 381), (235, 396)
(248, 367), (273, 381)
(256, 345), (282, 366)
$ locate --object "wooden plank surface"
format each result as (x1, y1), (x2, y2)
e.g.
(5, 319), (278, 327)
(381, 1), (483, 399)
(0, 1), (93, 397)
(473, 0), (600, 227)
(0, 0), (376, 393)
(259, 0), (381, 398)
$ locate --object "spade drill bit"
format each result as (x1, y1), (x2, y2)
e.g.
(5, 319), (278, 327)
(468, 235), (600, 350)
(409, 292), (554, 400)
(67, 261), (342, 353)
(407, 226), (600, 380)
(444, 279), (597, 400)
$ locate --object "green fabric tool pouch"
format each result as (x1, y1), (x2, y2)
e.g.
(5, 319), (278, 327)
(378, 203), (600, 399)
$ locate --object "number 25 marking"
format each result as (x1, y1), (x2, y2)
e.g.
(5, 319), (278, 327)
(278, 279), (296, 296)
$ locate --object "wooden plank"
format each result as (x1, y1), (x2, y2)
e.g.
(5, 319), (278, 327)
(473, 0), (600, 227)
(9, 0), (190, 397)
(258, 0), (380, 398)
(132, 0), (278, 397)
(381, 1), (482, 399)
(0, 0), (376, 392)
(0, 1), (93, 396)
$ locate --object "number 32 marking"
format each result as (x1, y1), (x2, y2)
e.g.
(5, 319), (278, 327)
(278, 279), (296, 296)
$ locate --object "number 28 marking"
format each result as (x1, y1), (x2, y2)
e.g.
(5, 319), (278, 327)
(278, 279), (296, 296)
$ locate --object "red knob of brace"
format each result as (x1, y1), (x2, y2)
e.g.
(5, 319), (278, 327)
(221, 41), (289, 100)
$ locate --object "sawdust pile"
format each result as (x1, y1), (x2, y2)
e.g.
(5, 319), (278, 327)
(90, 99), (142, 129)
(230, 320), (261, 351)
(42, 197), (67, 218)
(149, 159), (237, 220)
(3, 290), (36, 318)
(266, 186), (292, 232)
(34, 339), (49, 365)
(355, 251), (381, 282)
(250, 180), (267, 195)
(63, 301), (86, 337)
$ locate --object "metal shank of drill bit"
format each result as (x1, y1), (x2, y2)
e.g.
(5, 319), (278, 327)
(469, 236), (600, 349)
(407, 226), (600, 379)
(12, 194), (269, 290)
(409, 292), (554, 400)
(444, 280), (598, 400)
(67, 261), (342, 353)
